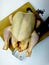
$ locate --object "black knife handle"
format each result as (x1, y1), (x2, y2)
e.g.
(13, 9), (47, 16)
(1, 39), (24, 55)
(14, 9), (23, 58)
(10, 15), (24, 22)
(35, 17), (49, 38)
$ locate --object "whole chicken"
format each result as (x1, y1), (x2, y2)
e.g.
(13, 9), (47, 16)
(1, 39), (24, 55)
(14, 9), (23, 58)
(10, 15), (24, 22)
(3, 12), (40, 56)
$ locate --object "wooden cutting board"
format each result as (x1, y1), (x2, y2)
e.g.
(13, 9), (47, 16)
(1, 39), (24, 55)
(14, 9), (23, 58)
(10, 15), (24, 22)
(0, 2), (49, 50)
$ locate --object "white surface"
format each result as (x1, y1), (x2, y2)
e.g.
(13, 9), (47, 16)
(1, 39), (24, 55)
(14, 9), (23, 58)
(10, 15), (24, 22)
(0, 0), (49, 65)
(0, 36), (49, 65)
(0, 0), (49, 21)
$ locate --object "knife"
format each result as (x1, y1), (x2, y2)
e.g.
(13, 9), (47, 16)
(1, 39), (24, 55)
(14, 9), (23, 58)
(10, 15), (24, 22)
(35, 17), (49, 38)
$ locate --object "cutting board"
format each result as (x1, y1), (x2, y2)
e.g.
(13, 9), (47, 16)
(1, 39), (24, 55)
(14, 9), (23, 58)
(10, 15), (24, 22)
(0, 2), (49, 50)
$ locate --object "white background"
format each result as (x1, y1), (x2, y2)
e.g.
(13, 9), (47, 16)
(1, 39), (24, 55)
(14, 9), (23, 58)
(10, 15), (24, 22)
(0, 0), (49, 21)
(0, 0), (49, 65)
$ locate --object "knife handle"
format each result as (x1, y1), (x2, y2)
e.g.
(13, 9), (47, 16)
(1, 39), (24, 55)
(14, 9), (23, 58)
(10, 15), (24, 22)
(35, 17), (49, 38)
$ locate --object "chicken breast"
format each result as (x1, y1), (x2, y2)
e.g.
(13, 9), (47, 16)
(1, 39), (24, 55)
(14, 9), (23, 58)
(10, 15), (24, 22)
(10, 12), (35, 41)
